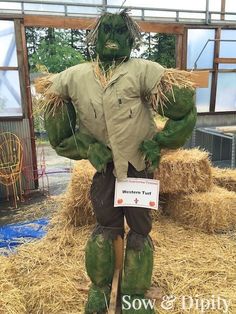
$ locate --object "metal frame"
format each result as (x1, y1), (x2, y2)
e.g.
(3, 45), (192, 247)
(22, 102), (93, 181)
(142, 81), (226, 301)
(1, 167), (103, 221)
(0, 0), (236, 24)
(194, 127), (236, 167)
(193, 39), (236, 69)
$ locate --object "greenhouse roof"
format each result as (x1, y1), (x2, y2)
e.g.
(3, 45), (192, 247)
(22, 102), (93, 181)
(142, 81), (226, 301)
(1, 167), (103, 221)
(0, 0), (236, 24)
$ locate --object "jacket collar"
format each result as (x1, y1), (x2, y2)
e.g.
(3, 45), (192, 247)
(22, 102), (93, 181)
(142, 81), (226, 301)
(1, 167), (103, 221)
(92, 57), (128, 89)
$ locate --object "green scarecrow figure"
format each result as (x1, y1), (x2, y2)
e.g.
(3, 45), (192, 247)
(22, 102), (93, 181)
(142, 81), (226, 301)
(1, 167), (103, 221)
(41, 9), (197, 313)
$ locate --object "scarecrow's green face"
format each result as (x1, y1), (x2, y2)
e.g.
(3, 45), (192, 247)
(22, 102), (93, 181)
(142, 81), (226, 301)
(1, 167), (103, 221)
(96, 14), (133, 61)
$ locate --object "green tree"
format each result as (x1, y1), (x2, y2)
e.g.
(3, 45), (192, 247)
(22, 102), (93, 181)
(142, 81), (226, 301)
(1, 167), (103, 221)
(141, 33), (176, 68)
(28, 29), (84, 73)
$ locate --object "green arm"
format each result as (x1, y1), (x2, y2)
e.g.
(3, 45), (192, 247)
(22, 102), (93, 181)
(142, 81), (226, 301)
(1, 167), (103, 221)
(44, 100), (95, 160)
(140, 87), (197, 170)
(155, 86), (197, 149)
(154, 106), (197, 149)
(44, 100), (112, 170)
(158, 86), (195, 120)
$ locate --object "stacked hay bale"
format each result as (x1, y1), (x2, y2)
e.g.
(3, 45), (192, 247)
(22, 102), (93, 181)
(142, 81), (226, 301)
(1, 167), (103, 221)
(212, 167), (236, 192)
(155, 149), (236, 233)
(62, 160), (96, 227)
(155, 148), (213, 194)
(65, 148), (236, 234)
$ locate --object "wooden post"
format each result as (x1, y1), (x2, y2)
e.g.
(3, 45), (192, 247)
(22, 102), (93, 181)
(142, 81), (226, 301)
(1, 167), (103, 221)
(113, 235), (124, 270)
(108, 235), (124, 313)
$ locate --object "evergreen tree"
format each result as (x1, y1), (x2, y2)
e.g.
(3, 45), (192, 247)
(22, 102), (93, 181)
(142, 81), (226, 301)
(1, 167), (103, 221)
(141, 32), (176, 68)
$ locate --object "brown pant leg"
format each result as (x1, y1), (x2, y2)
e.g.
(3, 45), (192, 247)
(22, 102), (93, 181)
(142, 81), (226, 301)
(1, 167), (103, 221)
(124, 163), (153, 237)
(90, 162), (124, 238)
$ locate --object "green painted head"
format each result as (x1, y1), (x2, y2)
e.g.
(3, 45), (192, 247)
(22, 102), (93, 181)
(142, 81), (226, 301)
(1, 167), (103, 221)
(87, 10), (141, 62)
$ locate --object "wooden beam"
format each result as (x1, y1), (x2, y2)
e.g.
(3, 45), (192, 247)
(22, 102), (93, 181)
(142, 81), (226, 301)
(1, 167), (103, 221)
(24, 15), (96, 29)
(221, 0), (226, 21)
(0, 66), (18, 71)
(210, 27), (221, 112)
(175, 34), (183, 68)
(137, 21), (184, 34)
(15, 20), (27, 115)
(23, 15), (184, 34)
(182, 28), (188, 69)
(20, 19), (39, 189)
(215, 57), (236, 64)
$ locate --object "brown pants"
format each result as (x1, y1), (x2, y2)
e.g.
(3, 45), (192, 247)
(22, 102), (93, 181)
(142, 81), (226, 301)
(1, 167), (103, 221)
(90, 162), (153, 239)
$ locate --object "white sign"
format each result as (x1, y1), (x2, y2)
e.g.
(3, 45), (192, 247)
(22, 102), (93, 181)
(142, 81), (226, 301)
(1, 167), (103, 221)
(114, 178), (160, 210)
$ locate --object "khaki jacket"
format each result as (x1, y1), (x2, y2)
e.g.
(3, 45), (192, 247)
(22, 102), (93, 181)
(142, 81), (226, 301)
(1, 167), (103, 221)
(49, 58), (165, 179)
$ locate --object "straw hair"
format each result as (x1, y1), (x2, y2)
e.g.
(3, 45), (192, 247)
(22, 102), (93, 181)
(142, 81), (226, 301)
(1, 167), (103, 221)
(34, 74), (64, 115)
(154, 69), (196, 112)
(86, 9), (141, 46)
(212, 166), (236, 192)
(165, 185), (236, 233)
(155, 148), (213, 194)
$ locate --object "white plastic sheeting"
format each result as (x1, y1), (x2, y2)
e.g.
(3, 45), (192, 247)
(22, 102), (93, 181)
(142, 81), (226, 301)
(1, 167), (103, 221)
(0, 20), (22, 117)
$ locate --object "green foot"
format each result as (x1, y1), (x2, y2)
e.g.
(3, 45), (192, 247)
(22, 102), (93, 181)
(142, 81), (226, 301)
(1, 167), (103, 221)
(85, 284), (110, 314)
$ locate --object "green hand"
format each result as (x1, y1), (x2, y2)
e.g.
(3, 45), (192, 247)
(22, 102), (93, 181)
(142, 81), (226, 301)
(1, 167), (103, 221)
(139, 139), (161, 172)
(88, 142), (113, 172)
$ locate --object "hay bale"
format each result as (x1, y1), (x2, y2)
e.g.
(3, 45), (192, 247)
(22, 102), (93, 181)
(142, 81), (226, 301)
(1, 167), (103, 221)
(165, 185), (236, 233)
(62, 160), (96, 227)
(152, 217), (236, 313)
(155, 148), (213, 194)
(212, 167), (236, 192)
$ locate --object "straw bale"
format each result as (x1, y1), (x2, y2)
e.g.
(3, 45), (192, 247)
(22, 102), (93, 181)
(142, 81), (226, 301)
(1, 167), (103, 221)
(212, 166), (236, 192)
(0, 214), (235, 313)
(155, 148), (213, 194)
(151, 217), (236, 314)
(165, 185), (236, 233)
(62, 160), (96, 227)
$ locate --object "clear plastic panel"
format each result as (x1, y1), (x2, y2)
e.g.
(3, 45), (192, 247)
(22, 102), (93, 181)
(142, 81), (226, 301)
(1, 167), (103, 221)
(67, 5), (100, 15)
(107, 0), (207, 10)
(179, 12), (205, 19)
(195, 73), (212, 113)
(144, 10), (176, 18)
(65, 0), (102, 3)
(24, 3), (64, 13)
(219, 30), (236, 69)
(225, 0), (236, 20)
(226, 0), (236, 12)
(0, 20), (18, 67)
(0, 71), (22, 117)
(209, 0), (221, 11)
(211, 14), (221, 20)
(187, 29), (215, 70)
(0, 2), (21, 10)
(215, 73), (236, 112)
